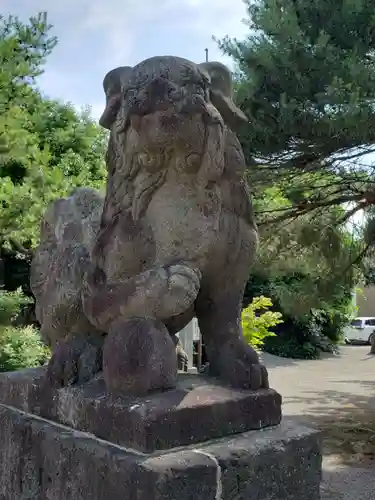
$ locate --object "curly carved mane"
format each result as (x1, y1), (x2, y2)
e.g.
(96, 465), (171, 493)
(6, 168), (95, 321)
(97, 57), (244, 226)
(92, 57), (255, 275)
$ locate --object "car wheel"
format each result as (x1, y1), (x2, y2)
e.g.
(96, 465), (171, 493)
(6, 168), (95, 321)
(368, 332), (375, 346)
(344, 337), (351, 345)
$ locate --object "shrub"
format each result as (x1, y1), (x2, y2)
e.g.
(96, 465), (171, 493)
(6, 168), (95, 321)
(0, 289), (32, 326)
(262, 311), (343, 359)
(244, 272), (352, 359)
(263, 336), (321, 359)
(242, 295), (283, 348)
(0, 248), (33, 295)
(312, 308), (349, 345)
(0, 325), (50, 372)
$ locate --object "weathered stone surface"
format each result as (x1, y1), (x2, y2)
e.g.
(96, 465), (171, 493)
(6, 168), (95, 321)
(103, 317), (178, 396)
(0, 405), (322, 500)
(30, 187), (104, 350)
(0, 367), (281, 453)
(30, 55), (268, 395)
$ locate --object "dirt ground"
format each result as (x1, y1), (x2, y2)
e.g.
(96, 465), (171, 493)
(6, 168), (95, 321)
(261, 346), (375, 499)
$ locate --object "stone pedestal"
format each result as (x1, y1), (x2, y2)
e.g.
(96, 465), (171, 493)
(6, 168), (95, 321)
(0, 368), (322, 500)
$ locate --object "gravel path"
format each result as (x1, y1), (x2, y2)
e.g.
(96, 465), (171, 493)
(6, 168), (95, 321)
(320, 458), (375, 500)
(261, 346), (375, 499)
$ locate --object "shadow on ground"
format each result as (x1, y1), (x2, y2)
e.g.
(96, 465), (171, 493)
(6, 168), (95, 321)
(261, 350), (345, 369)
(286, 385), (375, 466)
(260, 352), (299, 368)
(263, 347), (375, 496)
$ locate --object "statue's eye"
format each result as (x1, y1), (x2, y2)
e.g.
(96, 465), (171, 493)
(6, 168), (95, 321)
(194, 83), (209, 100)
(122, 87), (139, 105)
(179, 82), (208, 102)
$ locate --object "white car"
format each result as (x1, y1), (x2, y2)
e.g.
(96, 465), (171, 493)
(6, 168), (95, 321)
(344, 317), (375, 344)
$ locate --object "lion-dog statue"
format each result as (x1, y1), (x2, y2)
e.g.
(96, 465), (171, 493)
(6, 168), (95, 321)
(30, 56), (268, 395)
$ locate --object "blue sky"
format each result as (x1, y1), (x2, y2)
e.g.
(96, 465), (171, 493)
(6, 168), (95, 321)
(3, 0), (249, 120)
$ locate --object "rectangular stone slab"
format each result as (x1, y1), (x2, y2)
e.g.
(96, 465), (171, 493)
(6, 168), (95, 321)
(0, 404), (322, 500)
(0, 367), (282, 453)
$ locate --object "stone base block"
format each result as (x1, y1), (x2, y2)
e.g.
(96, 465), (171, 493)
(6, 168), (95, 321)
(0, 404), (322, 500)
(0, 368), (282, 453)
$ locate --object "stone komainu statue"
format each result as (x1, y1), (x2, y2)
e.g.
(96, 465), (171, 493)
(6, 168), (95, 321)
(31, 56), (268, 395)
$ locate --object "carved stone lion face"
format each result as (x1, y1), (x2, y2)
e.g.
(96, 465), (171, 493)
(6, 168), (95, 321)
(99, 57), (249, 220)
(99, 57), (247, 159)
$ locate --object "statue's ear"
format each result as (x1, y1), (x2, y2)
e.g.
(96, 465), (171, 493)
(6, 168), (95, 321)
(198, 61), (248, 131)
(99, 66), (133, 129)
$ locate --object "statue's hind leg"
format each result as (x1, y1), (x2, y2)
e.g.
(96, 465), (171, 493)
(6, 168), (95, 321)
(40, 302), (105, 389)
(45, 332), (104, 388)
(196, 290), (269, 390)
(195, 223), (269, 395)
(36, 255), (105, 389)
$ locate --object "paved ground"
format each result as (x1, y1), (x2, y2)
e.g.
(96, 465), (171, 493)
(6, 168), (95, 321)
(261, 346), (375, 499)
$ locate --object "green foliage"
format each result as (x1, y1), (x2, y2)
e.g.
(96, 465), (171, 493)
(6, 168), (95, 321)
(0, 12), (107, 298)
(0, 289), (32, 326)
(248, 182), (358, 323)
(0, 12), (107, 252)
(240, 170), (358, 359)
(0, 290), (49, 371)
(0, 325), (49, 372)
(0, 100), (107, 249)
(218, 0), (375, 228)
(0, 12), (57, 110)
(241, 295), (283, 347)
(226, 0), (363, 357)
(244, 272), (352, 358)
(0, 247), (32, 293)
(256, 220), (358, 313)
(219, 0), (375, 161)
(264, 336), (321, 360)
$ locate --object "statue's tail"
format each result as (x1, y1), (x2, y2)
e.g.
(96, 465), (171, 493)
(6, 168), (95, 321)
(30, 188), (104, 346)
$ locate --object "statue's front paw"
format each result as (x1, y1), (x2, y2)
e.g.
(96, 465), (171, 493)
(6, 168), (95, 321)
(103, 317), (177, 396)
(164, 263), (201, 313)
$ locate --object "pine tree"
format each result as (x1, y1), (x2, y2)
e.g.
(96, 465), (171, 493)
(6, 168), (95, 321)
(218, 0), (375, 224)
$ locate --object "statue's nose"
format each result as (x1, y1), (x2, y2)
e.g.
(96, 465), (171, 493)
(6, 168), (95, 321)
(146, 77), (173, 101)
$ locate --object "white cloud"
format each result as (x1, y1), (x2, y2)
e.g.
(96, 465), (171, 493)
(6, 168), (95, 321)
(77, 0), (248, 67)
(2, 0), (250, 116)
(80, 0), (179, 67)
(185, 0), (248, 36)
(77, 0), (249, 118)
